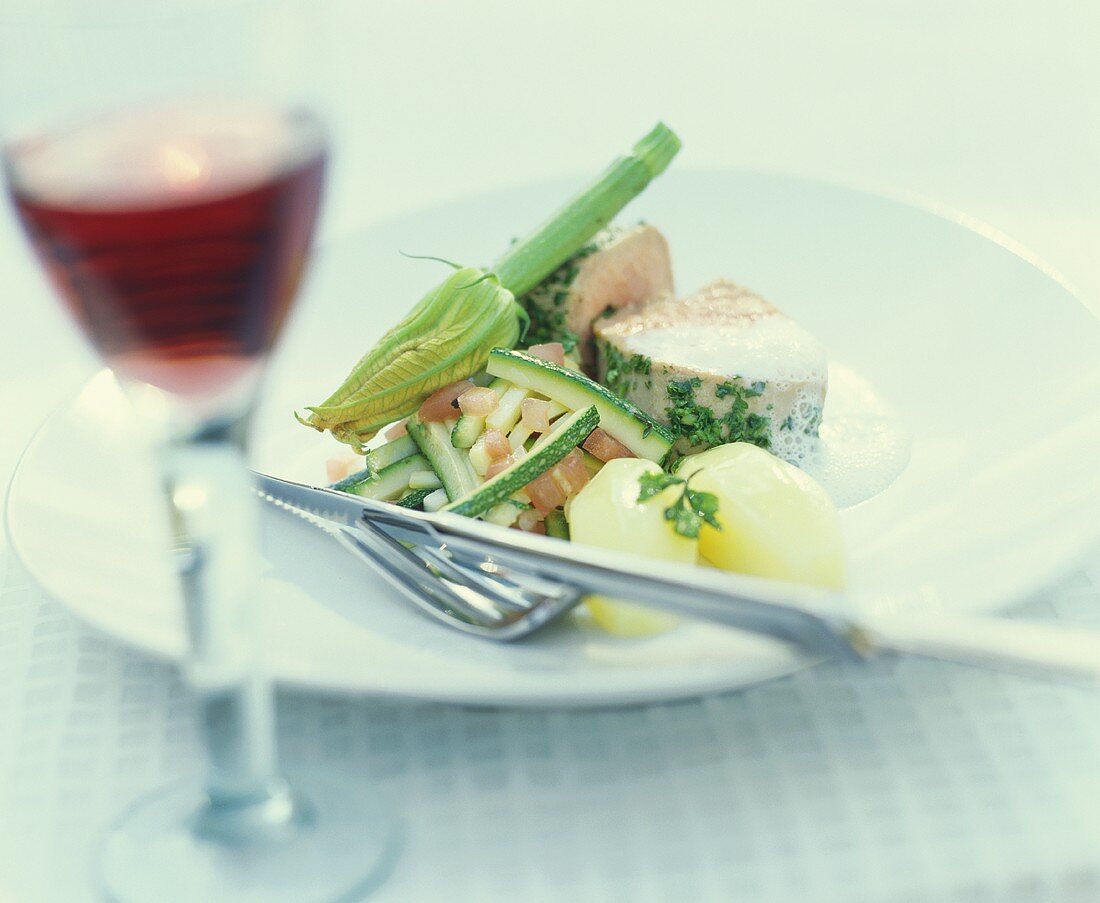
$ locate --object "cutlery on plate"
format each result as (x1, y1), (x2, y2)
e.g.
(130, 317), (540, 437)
(257, 473), (1100, 684)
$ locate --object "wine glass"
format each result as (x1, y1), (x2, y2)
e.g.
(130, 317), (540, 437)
(1, 11), (397, 903)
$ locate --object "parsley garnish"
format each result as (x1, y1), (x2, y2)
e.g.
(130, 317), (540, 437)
(600, 340), (652, 399)
(716, 379), (765, 399)
(518, 226), (624, 358)
(665, 377), (772, 450)
(519, 253), (585, 352)
(637, 471), (722, 539)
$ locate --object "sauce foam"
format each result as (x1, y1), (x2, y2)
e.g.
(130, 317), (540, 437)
(798, 363), (910, 507)
(623, 318), (827, 384)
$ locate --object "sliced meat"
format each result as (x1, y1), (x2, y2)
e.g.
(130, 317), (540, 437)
(594, 280), (828, 462)
(520, 223), (673, 371)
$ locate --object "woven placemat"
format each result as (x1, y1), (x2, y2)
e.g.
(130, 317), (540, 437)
(1, 548), (1098, 903)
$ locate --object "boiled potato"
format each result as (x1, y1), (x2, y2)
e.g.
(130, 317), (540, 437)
(677, 443), (845, 589)
(567, 458), (695, 636)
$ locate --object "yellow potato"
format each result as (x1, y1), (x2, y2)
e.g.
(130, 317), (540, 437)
(567, 458), (696, 636)
(677, 443), (845, 589)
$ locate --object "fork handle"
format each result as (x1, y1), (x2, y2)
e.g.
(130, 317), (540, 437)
(862, 613), (1100, 683)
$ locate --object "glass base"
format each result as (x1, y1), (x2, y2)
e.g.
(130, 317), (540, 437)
(98, 774), (399, 903)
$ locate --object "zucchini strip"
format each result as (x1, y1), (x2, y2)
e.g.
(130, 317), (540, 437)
(444, 406), (600, 518)
(487, 348), (673, 461)
(406, 415), (480, 500)
(332, 454), (429, 501)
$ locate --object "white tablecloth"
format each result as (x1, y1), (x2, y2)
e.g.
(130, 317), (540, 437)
(3, 555), (1099, 903)
(1, 2), (1098, 900)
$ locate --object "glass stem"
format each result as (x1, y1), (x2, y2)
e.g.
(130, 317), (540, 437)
(162, 423), (300, 843)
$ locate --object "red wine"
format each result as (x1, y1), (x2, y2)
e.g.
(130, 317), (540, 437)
(5, 102), (327, 395)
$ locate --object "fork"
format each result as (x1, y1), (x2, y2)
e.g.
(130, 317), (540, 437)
(257, 473), (1100, 683)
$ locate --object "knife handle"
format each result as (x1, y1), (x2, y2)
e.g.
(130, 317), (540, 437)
(863, 613), (1100, 683)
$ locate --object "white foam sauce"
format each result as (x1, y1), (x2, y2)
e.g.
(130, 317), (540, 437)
(620, 321), (905, 506)
(800, 363), (911, 508)
(621, 319), (827, 383)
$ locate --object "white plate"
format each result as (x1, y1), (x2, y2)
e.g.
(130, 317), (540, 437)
(7, 170), (1100, 707)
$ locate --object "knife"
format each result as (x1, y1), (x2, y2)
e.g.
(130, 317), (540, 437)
(254, 471), (1100, 682)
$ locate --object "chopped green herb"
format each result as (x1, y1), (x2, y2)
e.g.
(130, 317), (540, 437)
(665, 377), (772, 449)
(518, 253), (582, 351)
(520, 282), (580, 351)
(716, 378), (765, 399)
(517, 226), (627, 353)
(803, 404), (824, 435)
(637, 471), (722, 539)
(601, 340), (653, 398)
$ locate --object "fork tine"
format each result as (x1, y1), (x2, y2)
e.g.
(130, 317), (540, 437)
(410, 544), (534, 614)
(336, 526), (510, 632)
(350, 518), (519, 624)
(257, 482), (573, 639)
(447, 549), (583, 602)
(353, 519), (588, 641)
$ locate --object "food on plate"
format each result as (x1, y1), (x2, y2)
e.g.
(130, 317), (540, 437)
(390, 343), (672, 530)
(677, 443), (845, 590)
(304, 123), (850, 637)
(567, 459), (693, 636)
(521, 223), (673, 370)
(325, 454), (361, 484)
(297, 266), (524, 451)
(298, 123), (681, 451)
(444, 406), (601, 519)
(595, 280), (827, 462)
(486, 349), (673, 461)
(330, 450), (430, 502)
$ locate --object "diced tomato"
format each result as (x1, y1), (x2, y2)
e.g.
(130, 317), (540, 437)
(582, 427), (635, 462)
(526, 447), (594, 511)
(457, 387), (498, 417)
(383, 419), (408, 440)
(526, 342), (566, 366)
(419, 379), (475, 422)
(485, 455), (514, 479)
(517, 508), (548, 532)
(526, 469), (568, 513)
(325, 456), (359, 483)
(521, 397), (551, 433)
(483, 428), (511, 461)
(550, 448), (591, 496)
